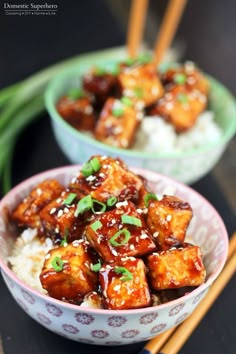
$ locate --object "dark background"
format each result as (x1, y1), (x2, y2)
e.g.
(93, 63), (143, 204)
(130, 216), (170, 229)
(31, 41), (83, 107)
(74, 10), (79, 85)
(0, 1), (235, 353)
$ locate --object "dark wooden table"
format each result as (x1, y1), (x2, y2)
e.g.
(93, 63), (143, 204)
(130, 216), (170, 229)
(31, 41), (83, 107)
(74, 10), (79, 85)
(0, 1), (235, 353)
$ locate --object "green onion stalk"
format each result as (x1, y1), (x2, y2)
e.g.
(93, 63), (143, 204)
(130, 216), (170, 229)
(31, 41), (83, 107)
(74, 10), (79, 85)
(0, 49), (118, 196)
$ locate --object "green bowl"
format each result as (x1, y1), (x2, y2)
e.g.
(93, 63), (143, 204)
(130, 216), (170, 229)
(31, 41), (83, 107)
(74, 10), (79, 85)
(45, 47), (236, 184)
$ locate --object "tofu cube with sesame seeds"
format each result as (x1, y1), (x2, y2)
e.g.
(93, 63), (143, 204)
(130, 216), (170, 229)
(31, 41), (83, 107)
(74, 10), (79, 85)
(69, 155), (146, 205)
(146, 244), (206, 290)
(39, 190), (90, 244)
(85, 200), (156, 262)
(56, 95), (96, 132)
(99, 257), (151, 309)
(83, 69), (119, 109)
(94, 97), (140, 148)
(11, 179), (65, 230)
(149, 85), (207, 133)
(40, 240), (98, 303)
(118, 63), (164, 107)
(146, 195), (193, 251)
(160, 62), (209, 96)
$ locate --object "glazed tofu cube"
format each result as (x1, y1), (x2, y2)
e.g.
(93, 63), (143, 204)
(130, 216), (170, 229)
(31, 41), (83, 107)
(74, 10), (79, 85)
(118, 63), (164, 107)
(11, 179), (64, 230)
(161, 61), (209, 96)
(85, 200), (156, 262)
(99, 257), (151, 309)
(83, 69), (119, 108)
(56, 95), (95, 131)
(40, 240), (98, 303)
(146, 244), (206, 290)
(39, 190), (89, 244)
(94, 97), (141, 148)
(150, 85), (207, 132)
(146, 195), (193, 250)
(69, 156), (145, 204)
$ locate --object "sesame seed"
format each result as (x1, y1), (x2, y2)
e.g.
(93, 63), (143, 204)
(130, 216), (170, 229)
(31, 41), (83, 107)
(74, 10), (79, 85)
(111, 249), (118, 256)
(84, 105), (93, 114)
(57, 209), (63, 218)
(50, 207), (57, 215)
(166, 214), (172, 222)
(153, 231), (159, 237)
(113, 284), (121, 291)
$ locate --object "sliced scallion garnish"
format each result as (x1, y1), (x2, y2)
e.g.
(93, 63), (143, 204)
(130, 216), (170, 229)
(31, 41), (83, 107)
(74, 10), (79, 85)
(120, 96), (132, 107)
(109, 229), (131, 246)
(81, 157), (101, 177)
(112, 106), (124, 117)
(51, 256), (64, 272)
(91, 199), (106, 214)
(60, 228), (69, 246)
(107, 196), (117, 207)
(64, 192), (77, 205)
(91, 261), (102, 272)
(90, 157), (101, 173)
(174, 73), (187, 85)
(144, 193), (158, 207)
(177, 92), (189, 104)
(75, 195), (93, 216)
(121, 214), (142, 227)
(134, 87), (144, 98)
(91, 220), (103, 232)
(114, 266), (133, 281)
(67, 88), (85, 100)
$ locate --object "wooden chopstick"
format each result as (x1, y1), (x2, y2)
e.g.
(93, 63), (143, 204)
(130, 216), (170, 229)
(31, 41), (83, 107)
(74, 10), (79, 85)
(152, 0), (187, 66)
(139, 232), (236, 354)
(126, 0), (149, 58)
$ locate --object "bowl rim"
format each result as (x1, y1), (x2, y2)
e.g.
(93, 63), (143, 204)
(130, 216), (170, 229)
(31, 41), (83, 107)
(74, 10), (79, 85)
(0, 165), (229, 315)
(44, 59), (236, 160)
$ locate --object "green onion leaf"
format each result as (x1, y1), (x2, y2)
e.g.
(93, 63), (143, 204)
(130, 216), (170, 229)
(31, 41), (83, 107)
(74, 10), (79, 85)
(75, 195), (93, 216)
(67, 88), (85, 100)
(107, 196), (117, 207)
(120, 96), (133, 107)
(114, 266), (133, 281)
(121, 214), (142, 227)
(51, 256), (64, 272)
(112, 106), (124, 117)
(90, 157), (101, 173)
(144, 193), (158, 207)
(177, 92), (189, 104)
(91, 261), (102, 272)
(81, 162), (94, 177)
(91, 220), (103, 232)
(109, 229), (131, 246)
(174, 73), (187, 85)
(64, 192), (77, 205)
(91, 199), (106, 214)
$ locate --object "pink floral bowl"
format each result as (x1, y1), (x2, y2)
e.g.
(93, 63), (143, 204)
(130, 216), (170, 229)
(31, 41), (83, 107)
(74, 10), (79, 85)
(0, 165), (228, 345)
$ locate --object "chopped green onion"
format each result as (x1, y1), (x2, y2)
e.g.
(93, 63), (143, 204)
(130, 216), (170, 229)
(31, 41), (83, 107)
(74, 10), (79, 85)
(64, 192), (77, 205)
(134, 87), (144, 98)
(114, 266), (133, 281)
(91, 199), (106, 214)
(90, 157), (101, 173)
(91, 220), (103, 232)
(177, 92), (189, 104)
(112, 106), (124, 117)
(121, 214), (142, 227)
(144, 193), (158, 207)
(81, 162), (94, 177)
(60, 228), (69, 246)
(137, 53), (152, 64)
(81, 157), (101, 177)
(67, 88), (85, 100)
(108, 64), (120, 76)
(124, 57), (136, 66)
(75, 195), (93, 216)
(107, 196), (117, 207)
(120, 96), (133, 107)
(109, 229), (131, 246)
(91, 261), (102, 272)
(95, 67), (106, 76)
(51, 256), (64, 272)
(174, 73), (187, 85)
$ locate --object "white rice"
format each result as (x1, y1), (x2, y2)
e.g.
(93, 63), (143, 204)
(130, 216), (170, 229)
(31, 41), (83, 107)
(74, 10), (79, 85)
(132, 111), (222, 153)
(8, 228), (53, 293)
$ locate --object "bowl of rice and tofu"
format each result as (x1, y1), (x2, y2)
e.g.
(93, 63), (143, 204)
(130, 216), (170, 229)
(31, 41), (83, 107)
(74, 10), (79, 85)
(0, 155), (228, 345)
(45, 50), (236, 184)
